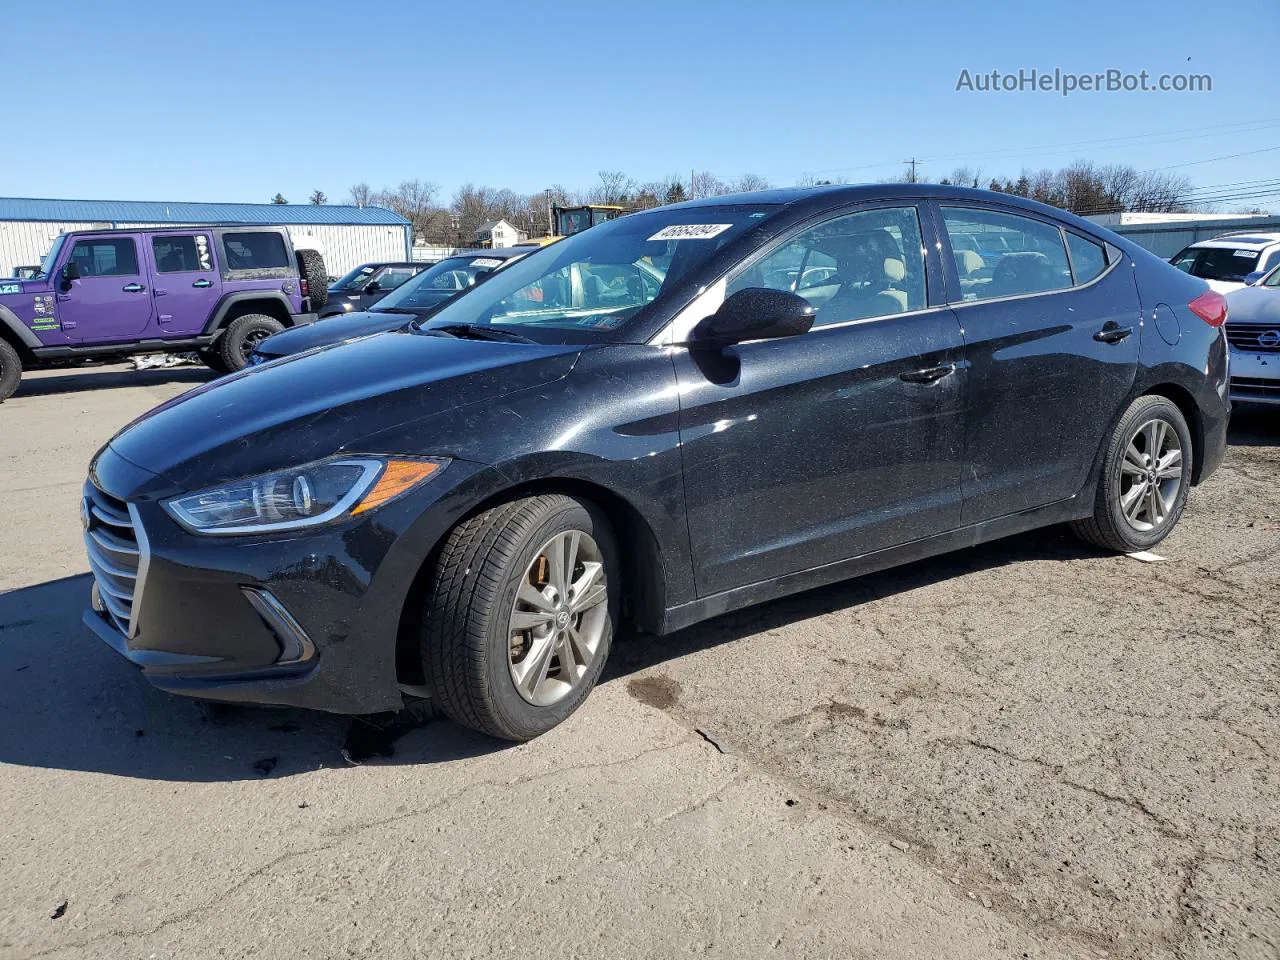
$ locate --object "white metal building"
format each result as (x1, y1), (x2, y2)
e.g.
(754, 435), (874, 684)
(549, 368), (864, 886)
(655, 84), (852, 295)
(0, 197), (412, 277)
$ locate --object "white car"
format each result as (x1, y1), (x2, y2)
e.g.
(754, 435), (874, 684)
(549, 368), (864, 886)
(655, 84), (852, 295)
(1170, 232), (1280, 294)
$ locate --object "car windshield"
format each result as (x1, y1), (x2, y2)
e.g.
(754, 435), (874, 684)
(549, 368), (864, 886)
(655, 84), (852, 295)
(330, 265), (380, 292)
(1171, 245), (1261, 282)
(416, 206), (777, 342)
(37, 236), (66, 279)
(373, 254), (519, 312)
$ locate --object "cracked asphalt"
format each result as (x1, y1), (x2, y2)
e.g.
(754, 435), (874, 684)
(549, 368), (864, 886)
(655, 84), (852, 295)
(1, 363), (1276, 959)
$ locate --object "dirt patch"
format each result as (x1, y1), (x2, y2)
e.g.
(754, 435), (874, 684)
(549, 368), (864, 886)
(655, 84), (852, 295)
(627, 675), (682, 711)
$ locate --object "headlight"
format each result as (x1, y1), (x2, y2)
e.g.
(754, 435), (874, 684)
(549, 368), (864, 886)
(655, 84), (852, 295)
(163, 456), (447, 535)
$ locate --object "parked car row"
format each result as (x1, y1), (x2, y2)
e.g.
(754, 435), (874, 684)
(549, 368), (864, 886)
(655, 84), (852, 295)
(81, 184), (1230, 743)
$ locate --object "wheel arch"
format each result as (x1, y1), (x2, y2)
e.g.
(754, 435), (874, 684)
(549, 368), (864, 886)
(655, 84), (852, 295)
(0, 304), (40, 360)
(202, 292), (294, 335)
(393, 475), (668, 689)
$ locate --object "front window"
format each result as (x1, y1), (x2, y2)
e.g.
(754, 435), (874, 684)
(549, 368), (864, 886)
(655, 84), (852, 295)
(418, 205), (777, 341)
(1170, 246), (1260, 282)
(38, 236), (66, 279)
(331, 265), (378, 291)
(68, 237), (140, 277)
(374, 255), (520, 312)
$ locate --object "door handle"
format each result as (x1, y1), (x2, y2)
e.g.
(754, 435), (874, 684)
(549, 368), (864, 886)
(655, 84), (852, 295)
(122, 283), (146, 293)
(1094, 323), (1133, 344)
(900, 363), (956, 384)
(192, 279), (212, 288)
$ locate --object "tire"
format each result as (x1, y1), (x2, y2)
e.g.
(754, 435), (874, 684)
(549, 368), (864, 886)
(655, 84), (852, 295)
(218, 314), (283, 372)
(1071, 395), (1194, 553)
(198, 346), (230, 375)
(295, 248), (328, 310)
(422, 494), (619, 741)
(0, 339), (22, 402)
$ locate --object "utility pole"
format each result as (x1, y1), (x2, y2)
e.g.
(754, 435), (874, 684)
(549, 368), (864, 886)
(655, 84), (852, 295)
(903, 158), (919, 184)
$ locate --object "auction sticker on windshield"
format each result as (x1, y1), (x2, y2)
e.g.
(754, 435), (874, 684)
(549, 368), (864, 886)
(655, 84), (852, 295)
(471, 258), (504, 268)
(648, 224), (733, 242)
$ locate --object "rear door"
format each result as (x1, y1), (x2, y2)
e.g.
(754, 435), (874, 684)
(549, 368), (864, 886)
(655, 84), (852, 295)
(146, 232), (222, 337)
(57, 235), (155, 342)
(675, 202), (966, 596)
(933, 203), (1140, 523)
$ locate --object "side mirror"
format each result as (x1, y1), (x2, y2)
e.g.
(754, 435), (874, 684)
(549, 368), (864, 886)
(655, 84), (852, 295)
(1243, 271), (1265, 286)
(693, 288), (815, 345)
(364, 281), (381, 293)
(60, 262), (82, 290)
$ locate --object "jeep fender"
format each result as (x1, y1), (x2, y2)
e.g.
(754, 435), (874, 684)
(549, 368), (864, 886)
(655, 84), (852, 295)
(203, 292), (295, 336)
(0, 304), (42, 351)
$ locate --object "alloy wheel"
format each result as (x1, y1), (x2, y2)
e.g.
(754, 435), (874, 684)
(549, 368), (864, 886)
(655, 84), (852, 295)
(507, 530), (608, 707)
(1118, 418), (1183, 532)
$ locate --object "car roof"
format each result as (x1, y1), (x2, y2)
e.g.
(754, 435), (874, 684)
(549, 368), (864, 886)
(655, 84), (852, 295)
(1187, 233), (1280, 250)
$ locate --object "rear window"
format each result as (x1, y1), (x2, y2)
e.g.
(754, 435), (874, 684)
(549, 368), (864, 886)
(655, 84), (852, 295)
(1171, 246), (1259, 282)
(222, 232), (290, 270)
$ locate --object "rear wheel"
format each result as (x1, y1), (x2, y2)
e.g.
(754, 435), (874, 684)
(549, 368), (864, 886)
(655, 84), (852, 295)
(0, 339), (22, 402)
(421, 495), (618, 741)
(1071, 395), (1193, 553)
(218, 314), (283, 372)
(295, 248), (328, 310)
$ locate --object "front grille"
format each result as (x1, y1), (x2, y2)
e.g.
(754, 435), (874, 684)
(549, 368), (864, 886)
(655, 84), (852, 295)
(1226, 323), (1280, 352)
(1230, 376), (1280, 396)
(83, 483), (148, 637)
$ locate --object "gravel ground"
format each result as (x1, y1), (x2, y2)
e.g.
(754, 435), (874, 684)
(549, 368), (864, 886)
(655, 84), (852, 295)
(0, 363), (1275, 959)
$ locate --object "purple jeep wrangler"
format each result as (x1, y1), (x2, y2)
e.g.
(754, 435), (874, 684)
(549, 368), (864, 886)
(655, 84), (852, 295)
(0, 226), (328, 401)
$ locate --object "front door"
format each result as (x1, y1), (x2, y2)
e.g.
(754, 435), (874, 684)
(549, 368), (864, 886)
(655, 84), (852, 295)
(146, 233), (222, 337)
(675, 204), (966, 597)
(934, 203), (1141, 523)
(57, 235), (155, 342)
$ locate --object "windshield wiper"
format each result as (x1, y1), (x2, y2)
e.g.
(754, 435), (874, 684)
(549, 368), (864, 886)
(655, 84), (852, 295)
(428, 323), (537, 344)
(371, 306), (422, 314)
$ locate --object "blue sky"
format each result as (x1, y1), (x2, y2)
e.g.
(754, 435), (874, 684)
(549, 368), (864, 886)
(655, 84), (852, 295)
(7, 0), (1278, 208)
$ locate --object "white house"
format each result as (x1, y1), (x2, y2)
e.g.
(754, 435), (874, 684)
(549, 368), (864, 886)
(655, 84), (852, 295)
(474, 219), (523, 249)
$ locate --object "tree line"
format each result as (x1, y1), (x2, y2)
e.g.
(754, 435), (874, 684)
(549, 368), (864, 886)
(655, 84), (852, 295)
(276, 160), (1209, 242)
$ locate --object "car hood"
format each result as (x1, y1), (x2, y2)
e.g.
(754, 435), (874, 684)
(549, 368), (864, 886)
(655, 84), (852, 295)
(255, 310), (417, 358)
(108, 328), (580, 491)
(1225, 284), (1280, 325)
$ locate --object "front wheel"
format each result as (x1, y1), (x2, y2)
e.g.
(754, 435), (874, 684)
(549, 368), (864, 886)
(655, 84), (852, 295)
(0, 339), (22, 402)
(1071, 395), (1193, 553)
(421, 495), (618, 741)
(218, 314), (283, 372)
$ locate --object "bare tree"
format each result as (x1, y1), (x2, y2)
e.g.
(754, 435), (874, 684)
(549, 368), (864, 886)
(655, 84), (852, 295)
(376, 179), (440, 240)
(309, 189), (327, 206)
(347, 183), (373, 208)
(591, 170), (636, 205)
(731, 173), (771, 193)
(691, 170), (729, 199)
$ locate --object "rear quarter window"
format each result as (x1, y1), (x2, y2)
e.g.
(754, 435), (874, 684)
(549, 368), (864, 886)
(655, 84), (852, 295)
(1065, 232), (1108, 284)
(222, 232), (291, 271)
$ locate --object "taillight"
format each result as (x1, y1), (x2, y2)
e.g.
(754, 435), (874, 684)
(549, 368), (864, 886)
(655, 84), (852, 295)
(1188, 290), (1227, 327)
(300, 278), (310, 299)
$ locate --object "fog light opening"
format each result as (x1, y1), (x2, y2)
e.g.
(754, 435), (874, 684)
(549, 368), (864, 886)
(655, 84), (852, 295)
(241, 588), (316, 665)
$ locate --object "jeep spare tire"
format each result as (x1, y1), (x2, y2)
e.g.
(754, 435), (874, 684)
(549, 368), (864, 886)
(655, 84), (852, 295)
(296, 248), (328, 310)
(220, 314), (284, 372)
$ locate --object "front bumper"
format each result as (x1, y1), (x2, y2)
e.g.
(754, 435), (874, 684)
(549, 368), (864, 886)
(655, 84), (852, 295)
(82, 448), (491, 714)
(1228, 346), (1280, 405)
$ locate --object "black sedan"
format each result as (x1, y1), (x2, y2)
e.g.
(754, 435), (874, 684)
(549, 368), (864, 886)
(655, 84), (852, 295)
(82, 184), (1229, 741)
(251, 249), (533, 363)
(319, 261), (432, 318)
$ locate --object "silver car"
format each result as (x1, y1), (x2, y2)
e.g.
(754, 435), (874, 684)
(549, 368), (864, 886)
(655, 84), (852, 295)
(1224, 263), (1280, 405)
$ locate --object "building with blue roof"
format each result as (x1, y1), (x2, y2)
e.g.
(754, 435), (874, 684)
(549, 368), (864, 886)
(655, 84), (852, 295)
(0, 197), (412, 276)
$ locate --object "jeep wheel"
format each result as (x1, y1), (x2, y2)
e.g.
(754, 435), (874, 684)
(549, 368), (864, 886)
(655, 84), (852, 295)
(296, 248), (329, 310)
(198, 346), (230, 375)
(219, 315), (283, 372)
(0, 339), (22, 402)
(422, 494), (618, 742)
